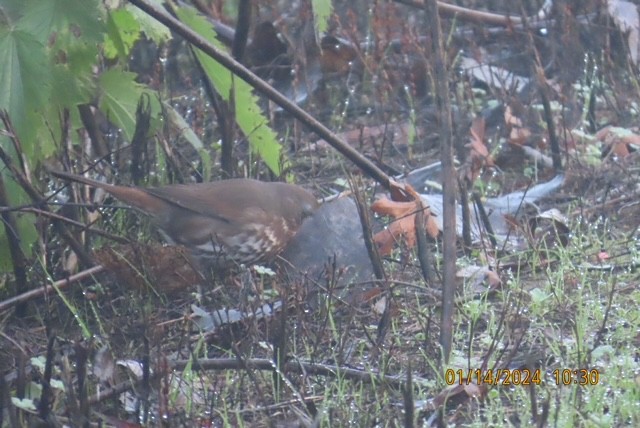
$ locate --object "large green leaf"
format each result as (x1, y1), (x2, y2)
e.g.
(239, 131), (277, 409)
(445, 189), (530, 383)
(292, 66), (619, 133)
(0, 26), (51, 135)
(16, 0), (104, 44)
(0, 1), (103, 273)
(104, 8), (141, 62)
(103, 4), (172, 62)
(127, 4), (171, 45)
(38, 62), (94, 153)
(174, 5), (286, 176)
(0, 0), (100, 148)
(98, 68), (140, 137)
(99, 69), (153, 141)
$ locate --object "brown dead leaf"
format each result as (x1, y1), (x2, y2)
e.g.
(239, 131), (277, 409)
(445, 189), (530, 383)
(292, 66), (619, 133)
(509, 126), (532, 145)
(505, 105), (532, 145)
(320, 35), (358, 74)
(504, 105), (523, 127)
(597, 126), (640, 158)
(388, 178), (412, 202)
(456, 265), (502, 292)
(372, 186), (440, 256)
(428, 382), (488, 410)
(469, 117), (493, 164)
(461, 117), (494, 182)
(359, 287), (385, 305)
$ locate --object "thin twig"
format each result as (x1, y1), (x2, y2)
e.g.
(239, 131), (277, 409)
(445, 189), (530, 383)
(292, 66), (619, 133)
(0, 266), (104, 313)
(424, 0), (457, 363)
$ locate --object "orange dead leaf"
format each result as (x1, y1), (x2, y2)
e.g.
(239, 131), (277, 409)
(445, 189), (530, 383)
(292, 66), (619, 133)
(372, 186), (440, 256)
(596, 126), (640, 158)
(610, 140), (631, 157)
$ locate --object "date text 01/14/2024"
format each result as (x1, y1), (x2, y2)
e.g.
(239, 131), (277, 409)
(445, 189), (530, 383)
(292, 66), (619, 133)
(444, 368), (601, 386)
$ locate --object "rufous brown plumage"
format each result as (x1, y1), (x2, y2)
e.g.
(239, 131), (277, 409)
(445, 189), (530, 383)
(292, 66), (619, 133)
(51, 170), (318, 268)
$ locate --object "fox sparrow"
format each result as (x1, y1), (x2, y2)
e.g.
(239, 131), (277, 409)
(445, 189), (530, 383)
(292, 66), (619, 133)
(51, 170), (318, 268)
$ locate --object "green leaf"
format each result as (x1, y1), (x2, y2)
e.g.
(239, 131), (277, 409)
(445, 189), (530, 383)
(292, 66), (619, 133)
(11, 397), (37, 412)
(0, 178), (38, 272)
(0, 0), (107, 274)
(0, 0), (28, 25)
(104, 8), (141, 61)
(163, 100), (211, 179)
(0, 26), (51, 134)
(164, 101), (204, 150)
(172, 6), (230, 96)
(233, 76), (284, 174)
(174, 5), (286, 176)
(30, 356), (46, 371)
(17, 0), (104, 44)
(127, 5), (170, 44)
(98, 69), (153, 141)
(311, 0), (332, 40)
(50, 63), (93, 110)
(34, 61), (93, 157)
(42, 26), (100, 77)
(50, 379), (66, 391)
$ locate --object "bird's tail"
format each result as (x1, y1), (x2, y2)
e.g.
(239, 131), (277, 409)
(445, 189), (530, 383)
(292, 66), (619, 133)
(49, 169), (115, 190)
